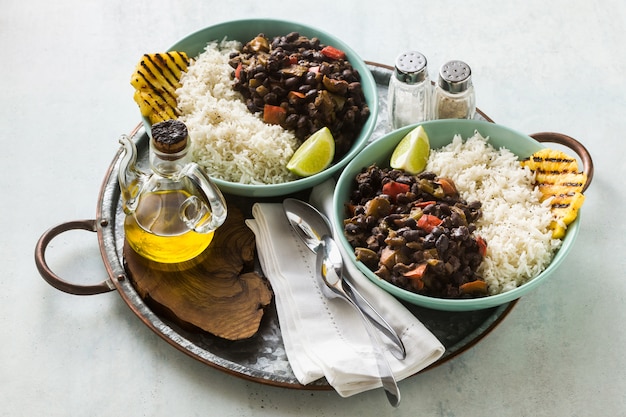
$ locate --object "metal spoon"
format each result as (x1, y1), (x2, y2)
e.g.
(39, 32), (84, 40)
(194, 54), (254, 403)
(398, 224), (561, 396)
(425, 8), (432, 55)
(318, 235), (401, 407)
(282, 198), (406, 360)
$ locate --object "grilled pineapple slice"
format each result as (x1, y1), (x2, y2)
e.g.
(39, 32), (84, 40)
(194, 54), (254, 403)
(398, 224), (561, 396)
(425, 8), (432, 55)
(535, 172), (586, 198)
(547, 191), (585, 238)
(522, 148), (579, 172)
(521, 149), (587, 239)
(130, 52), (190, 125)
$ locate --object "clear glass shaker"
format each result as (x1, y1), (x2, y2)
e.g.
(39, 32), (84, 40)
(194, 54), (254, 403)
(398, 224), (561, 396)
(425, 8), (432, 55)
(387, 51), (432, 130)
(433, 60), (476, 120)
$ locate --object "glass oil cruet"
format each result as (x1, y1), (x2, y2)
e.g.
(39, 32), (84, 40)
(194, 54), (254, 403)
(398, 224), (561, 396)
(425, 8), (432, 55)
(118, 119), (227, 263)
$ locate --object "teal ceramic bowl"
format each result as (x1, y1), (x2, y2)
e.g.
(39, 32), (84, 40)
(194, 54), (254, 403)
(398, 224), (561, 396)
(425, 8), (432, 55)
(143, 19), (378, 197)
(333, 119), (590, 311)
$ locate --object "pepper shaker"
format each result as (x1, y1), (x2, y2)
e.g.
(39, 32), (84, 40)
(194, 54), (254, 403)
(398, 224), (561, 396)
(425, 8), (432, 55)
(387, 51), (432, 130)
(433, 60), (476, 120)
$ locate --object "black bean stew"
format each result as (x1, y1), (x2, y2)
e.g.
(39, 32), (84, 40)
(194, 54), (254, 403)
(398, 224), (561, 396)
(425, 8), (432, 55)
(229, 32), (370, 160)
(343, 164), (489, 299)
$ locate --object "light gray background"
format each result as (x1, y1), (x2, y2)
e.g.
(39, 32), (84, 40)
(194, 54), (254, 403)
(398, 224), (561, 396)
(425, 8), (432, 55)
(2, 0), (621, 416)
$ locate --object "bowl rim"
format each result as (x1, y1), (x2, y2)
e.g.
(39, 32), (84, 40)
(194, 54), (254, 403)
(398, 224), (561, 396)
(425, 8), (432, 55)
(159, 18), (379, 197)
(332, 119), (582, 311)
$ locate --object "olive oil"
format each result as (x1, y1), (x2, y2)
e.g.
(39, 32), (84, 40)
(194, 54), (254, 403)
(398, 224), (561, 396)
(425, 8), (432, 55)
(118, 119), (226, 264)
(124, 189), (214, 263)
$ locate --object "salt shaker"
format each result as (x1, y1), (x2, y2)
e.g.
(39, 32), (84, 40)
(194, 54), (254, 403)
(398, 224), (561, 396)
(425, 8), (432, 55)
(387, 51), (432, 130)
(433, 60), (476, 120)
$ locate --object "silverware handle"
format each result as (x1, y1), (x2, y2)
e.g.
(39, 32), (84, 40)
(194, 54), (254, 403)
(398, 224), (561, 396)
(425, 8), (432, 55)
(341, 291), (401, 407)
(342, 278), (406, 360)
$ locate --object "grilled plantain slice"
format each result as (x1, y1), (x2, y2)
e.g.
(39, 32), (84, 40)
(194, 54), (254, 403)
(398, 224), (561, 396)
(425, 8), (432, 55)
(521, 148), (587, 239)
(130, 52), (190, 125)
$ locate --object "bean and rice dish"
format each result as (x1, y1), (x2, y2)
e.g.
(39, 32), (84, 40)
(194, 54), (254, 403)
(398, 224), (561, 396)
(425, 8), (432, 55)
(177, 33), (369, 185)
(343, 132), (562, 298)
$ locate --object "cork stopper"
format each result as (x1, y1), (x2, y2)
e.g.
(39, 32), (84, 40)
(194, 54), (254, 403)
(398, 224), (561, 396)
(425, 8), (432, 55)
(151, 119), (188, 154)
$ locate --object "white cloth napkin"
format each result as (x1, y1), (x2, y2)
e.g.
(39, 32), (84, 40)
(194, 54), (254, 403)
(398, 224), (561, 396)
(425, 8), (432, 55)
(245, 179), (444, 398)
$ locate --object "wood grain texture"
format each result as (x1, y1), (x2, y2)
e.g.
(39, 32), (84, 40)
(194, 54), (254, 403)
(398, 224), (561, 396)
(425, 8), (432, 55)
(124, 206), (273, 341)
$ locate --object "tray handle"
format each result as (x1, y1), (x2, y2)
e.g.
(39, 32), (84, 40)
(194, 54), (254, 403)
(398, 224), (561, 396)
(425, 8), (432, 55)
(529, 132), (594, 192)
(35, 219), (116, 295)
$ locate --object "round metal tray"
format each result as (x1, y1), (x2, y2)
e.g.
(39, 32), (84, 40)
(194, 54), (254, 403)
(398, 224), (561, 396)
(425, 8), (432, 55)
(35, 63), (520, 389)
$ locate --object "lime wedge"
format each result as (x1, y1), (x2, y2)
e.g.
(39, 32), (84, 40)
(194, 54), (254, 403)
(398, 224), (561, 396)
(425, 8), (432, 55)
(390, 125), (430, 174)
(287, 127), (335, 177)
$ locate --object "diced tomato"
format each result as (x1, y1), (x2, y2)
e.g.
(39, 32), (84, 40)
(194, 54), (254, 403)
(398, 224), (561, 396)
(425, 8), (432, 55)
(288, 54), (298, 65)
(382, 181), (410, 201)
(476, 236), (487, 257)
(263, 104), (287, 125)
(235, 62), (243, 80)
(321, 45), (346, 60)
(403, 263), (427, 280)
(413, 200), (436, 209)
(417, 214), (443, 233)
(404, 264), (426, 290)
(287, 91), (306, 104)
(459, 280), (488, 295)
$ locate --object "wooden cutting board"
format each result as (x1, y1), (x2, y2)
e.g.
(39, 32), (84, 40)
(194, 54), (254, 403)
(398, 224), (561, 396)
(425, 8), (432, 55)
(123, 205), (273, 341)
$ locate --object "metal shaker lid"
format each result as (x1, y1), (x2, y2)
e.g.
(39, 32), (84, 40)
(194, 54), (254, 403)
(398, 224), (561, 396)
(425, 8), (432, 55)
(437, 60), (472, 93)
(393, 51), (428, 84)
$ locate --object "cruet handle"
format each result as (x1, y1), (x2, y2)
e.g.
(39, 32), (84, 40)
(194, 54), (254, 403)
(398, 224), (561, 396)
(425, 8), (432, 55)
(180, 163), (228, 234)
(117, 134), (145, 213)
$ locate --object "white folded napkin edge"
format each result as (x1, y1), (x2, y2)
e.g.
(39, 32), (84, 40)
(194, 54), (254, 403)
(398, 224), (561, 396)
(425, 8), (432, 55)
(244, 178), (444, 397)
(310, 178), (446, 371)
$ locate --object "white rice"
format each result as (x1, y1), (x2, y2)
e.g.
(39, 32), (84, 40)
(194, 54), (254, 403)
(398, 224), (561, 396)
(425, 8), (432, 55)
(176, 40), (299, 184)
(426, 132), (562, 294)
